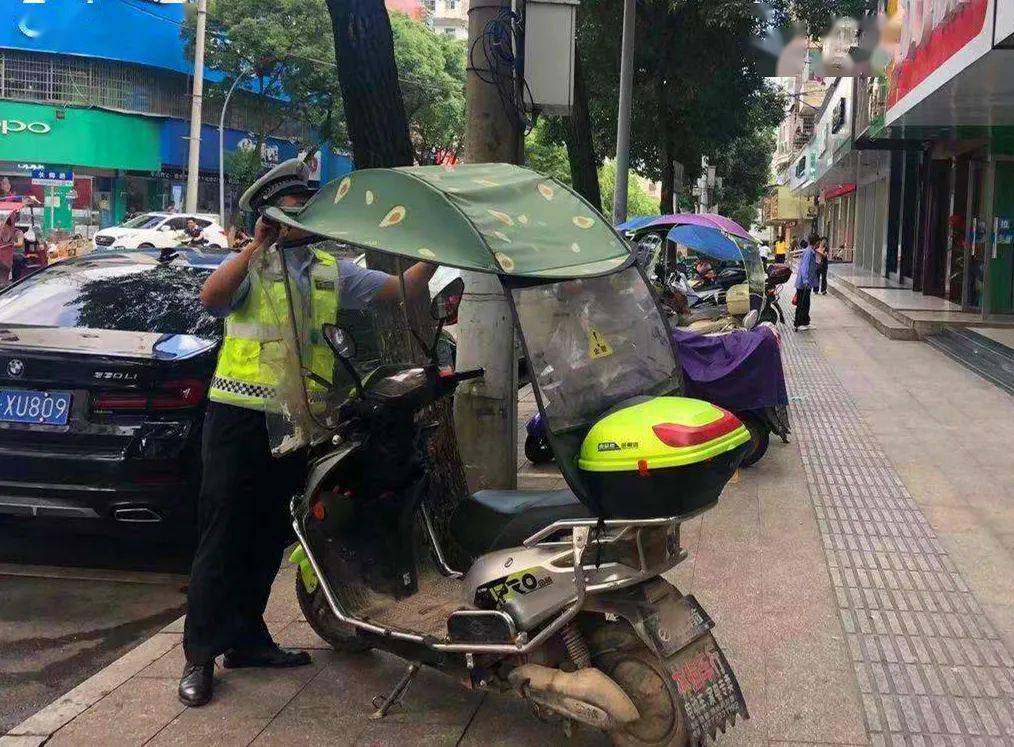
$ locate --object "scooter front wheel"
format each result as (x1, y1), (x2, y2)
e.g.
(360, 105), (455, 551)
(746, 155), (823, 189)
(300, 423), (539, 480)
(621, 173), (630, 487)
(524, 432), (554, 464)
(295, 573), (372, 653)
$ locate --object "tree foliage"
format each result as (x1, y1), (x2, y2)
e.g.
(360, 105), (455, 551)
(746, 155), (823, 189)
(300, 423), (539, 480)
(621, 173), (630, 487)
(537, 0), (784, 218)
(599, 162), (660, 219)
(525, 121), (572, 185)
(183, 0), (344, 145)
(184, 1), (467, 166)
(389, 13), (467, 163)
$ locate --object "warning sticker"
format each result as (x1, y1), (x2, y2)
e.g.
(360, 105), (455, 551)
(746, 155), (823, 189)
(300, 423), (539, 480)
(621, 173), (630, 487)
(588, 327), (613, 359)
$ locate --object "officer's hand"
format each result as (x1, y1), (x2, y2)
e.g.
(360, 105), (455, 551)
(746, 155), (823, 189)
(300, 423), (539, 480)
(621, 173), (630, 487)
(253, 217), (280, 248)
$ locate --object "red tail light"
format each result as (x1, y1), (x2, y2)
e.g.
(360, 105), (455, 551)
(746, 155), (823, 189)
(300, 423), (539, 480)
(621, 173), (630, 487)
(651, 410), (742, 447)
(93, 379), (207, 412)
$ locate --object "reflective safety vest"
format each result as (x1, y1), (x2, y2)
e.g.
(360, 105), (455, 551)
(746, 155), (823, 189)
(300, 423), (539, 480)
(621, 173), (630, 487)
(209, 247), (339, 410)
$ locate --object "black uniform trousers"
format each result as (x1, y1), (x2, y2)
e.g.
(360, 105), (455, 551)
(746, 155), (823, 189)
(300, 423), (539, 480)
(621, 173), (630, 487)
(793, 288), (812, 329)
(183, 401), (306, 665)
(817, 260), (829, 293)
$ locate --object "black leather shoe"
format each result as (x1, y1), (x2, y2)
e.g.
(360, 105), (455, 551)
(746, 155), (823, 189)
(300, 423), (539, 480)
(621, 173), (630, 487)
(178, 662), (214, 707)
(223, 645), (311, 669)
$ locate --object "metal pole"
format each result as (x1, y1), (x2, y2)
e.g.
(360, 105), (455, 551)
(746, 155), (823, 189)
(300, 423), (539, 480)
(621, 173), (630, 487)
(611, 0), (636, 226)
(219, 72), (246, 226)
(185, 0), (208, 214)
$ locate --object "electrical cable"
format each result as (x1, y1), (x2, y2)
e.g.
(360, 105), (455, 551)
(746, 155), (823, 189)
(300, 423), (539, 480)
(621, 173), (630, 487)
(467, 2), (536, 134)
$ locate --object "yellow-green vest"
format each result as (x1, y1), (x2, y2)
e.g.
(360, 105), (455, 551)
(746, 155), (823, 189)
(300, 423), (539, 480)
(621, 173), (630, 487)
(209, 248), (339, 410)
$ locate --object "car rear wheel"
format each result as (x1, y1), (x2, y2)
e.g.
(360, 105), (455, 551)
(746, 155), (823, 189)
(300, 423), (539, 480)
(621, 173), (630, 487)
(138, 243), (155, 249)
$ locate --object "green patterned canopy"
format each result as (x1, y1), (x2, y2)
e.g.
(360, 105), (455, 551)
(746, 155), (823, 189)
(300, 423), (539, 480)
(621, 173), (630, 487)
(264, 163), (631, 278)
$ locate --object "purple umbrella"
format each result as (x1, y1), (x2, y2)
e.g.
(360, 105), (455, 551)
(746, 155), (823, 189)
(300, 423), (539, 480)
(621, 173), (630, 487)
(619, 213), (753, 241)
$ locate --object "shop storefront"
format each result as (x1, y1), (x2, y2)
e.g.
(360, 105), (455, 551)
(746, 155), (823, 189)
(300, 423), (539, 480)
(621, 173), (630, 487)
(0, 101), (161, 234)
(870, 0), (1014, 316)
(820, 183), (856, 257)
(157, 120), (302, 217)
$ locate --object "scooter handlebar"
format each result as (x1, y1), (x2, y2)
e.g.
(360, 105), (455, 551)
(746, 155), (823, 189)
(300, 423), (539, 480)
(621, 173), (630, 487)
(451, 368), (485, 382)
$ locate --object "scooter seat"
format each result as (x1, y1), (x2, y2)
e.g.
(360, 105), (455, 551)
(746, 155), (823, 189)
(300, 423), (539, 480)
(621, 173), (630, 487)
(451, 489), (592, 557)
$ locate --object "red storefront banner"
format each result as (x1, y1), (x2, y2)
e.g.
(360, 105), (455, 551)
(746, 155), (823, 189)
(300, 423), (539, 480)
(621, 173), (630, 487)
(822, 183), (856, 201)
(888, 0), (989, 107)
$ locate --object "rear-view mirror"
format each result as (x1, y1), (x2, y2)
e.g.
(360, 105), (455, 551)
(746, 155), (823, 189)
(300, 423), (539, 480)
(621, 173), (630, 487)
(430, 277), (465, 323)
(321, 323), (357, 360)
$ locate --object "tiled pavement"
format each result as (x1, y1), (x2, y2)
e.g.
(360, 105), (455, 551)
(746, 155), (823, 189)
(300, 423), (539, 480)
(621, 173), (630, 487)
(4, 290), (1014, 746)
(783, 327), (1014, 745)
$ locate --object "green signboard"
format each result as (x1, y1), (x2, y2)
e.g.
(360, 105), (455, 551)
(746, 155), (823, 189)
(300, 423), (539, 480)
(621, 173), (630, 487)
(0, 101), (161, 171)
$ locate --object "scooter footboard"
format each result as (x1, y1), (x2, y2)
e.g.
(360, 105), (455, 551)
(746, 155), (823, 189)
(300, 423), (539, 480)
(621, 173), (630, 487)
(591, 581), (749, 745)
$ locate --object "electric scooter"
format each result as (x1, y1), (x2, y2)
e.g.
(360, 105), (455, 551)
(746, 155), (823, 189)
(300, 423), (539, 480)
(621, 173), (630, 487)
(265, 163), (753, 745)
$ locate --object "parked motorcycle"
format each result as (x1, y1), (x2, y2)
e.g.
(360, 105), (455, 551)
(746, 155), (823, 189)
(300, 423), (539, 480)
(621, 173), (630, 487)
(526, 314), (791, 468)
(760, 263), (791, 325)
(264, 164), (751, 745)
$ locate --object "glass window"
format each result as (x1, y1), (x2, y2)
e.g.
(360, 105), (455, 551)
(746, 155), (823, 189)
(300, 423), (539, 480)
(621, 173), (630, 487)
(512, 267), (678, 431)
(165, 217), (190, 231)
(0, 257), (221, 339)
(121, 213), (164, 229)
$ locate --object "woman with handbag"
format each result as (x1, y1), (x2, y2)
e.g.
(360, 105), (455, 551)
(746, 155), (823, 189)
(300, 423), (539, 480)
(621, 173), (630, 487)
(793, 239), (818, 331)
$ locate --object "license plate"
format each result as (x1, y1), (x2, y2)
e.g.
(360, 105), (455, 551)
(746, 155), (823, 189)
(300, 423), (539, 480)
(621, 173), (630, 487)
(0, 389), (72, 425)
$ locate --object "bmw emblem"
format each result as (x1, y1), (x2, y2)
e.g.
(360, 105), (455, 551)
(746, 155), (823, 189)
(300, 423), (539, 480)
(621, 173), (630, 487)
(7, 359), (24, 378)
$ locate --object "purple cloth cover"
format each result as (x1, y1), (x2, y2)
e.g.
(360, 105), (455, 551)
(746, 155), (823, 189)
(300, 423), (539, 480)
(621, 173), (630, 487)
(671, 327), (789, 412)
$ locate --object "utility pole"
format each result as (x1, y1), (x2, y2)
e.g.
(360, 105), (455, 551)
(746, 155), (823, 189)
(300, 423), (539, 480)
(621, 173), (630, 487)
(454, 0), (522, 491)
(185, 0), (208, 214)
(611, 0), (636, 226)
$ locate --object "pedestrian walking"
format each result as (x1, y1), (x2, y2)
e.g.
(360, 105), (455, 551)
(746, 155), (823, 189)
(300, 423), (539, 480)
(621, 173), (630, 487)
(815, 236), (829, 294)
(178, 159), (437, 708)
(774, 235), (787, 264)
(793, 238), (818, 331)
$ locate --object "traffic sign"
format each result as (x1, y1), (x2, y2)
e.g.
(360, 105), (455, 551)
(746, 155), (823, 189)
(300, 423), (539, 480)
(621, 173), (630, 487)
(31, 168), (74, 187)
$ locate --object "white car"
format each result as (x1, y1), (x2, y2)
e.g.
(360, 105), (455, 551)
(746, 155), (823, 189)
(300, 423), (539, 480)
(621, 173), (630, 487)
(92, 213), (228, 251)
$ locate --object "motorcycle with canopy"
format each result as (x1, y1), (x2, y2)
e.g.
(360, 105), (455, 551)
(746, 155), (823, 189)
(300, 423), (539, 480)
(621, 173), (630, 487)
(255, 164), (751, 745)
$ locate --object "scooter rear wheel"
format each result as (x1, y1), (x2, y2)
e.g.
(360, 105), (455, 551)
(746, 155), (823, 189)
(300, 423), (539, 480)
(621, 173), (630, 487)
(739, 414), (770, 468)
(591, 622), (689, 746)
(295, 573), (372, 653)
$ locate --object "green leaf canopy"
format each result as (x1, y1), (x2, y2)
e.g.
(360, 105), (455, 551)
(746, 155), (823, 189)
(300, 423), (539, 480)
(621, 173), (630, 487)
(265, 164), (631, 278)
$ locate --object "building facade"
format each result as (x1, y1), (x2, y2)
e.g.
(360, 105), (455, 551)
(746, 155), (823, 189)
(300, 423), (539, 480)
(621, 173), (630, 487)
(779, 0), (1014, 318)
(1, 2), (351, 233)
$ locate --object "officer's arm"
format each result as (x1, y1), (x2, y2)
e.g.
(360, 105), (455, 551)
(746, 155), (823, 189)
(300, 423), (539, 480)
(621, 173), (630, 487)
(199, 219), (278, 310)
(374, 261), (438, 303)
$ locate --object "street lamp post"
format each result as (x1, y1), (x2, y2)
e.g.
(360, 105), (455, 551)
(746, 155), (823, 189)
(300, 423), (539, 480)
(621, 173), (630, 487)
(219, 73), (248, 227)
(611, 0), (636, 226)
(185, 0), (208, 214)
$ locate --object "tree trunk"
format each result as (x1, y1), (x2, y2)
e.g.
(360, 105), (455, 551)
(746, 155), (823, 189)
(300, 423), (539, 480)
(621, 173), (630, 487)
(325, 0), (469, 537)
(563, 55), (602, 211)
(325, 0), (415, 168)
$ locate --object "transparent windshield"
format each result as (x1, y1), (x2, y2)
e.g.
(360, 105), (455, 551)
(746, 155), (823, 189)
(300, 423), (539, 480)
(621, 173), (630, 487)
(512, 266), (679, 432)
(733, 237), (766, 292)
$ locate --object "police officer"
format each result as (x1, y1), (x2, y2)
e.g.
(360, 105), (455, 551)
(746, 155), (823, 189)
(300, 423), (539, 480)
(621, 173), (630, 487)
(179, 160), (436, 707)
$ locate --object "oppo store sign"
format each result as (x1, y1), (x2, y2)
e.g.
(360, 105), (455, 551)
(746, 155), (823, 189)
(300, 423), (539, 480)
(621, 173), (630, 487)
(0, 120), (52, 136)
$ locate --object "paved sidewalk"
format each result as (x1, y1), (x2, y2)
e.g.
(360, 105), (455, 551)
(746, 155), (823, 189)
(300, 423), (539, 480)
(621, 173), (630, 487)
(4, 291), (1013, 746)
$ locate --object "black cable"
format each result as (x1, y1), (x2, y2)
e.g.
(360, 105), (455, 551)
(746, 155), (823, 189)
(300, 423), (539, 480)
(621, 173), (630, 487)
(467, 2), (536, 134)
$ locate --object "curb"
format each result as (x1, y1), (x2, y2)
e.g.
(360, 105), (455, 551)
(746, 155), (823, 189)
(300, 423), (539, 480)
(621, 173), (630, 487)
(1, 617), (185, 744)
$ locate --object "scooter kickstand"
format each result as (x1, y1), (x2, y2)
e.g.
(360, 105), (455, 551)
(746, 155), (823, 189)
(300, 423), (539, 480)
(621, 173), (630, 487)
(370, 663), (420, 720)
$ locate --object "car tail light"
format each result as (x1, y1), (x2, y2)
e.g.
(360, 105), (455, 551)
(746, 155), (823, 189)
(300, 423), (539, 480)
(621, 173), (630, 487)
(150, 379), (206, 409)
(93, 379), (207, 412)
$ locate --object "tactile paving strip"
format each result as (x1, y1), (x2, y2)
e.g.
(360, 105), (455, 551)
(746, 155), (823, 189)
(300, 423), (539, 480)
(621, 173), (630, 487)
(781, 329), (1014, 745)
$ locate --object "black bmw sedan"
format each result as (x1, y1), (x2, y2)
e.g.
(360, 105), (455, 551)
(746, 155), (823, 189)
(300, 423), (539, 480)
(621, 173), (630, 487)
(0, 249), (226, 536)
